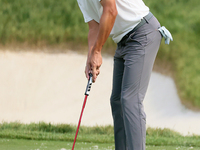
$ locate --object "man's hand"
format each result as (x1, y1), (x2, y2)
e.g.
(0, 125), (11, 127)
(85, 50), (102, 83)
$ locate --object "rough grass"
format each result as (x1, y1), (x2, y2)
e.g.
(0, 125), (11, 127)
(0, 122), (200, 147)
(0, 0), (88, 45)
(0, 0), (200, 109)
(144, 0), (200, 110)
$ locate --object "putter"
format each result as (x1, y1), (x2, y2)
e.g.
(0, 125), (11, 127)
(72, 73), (93, 150)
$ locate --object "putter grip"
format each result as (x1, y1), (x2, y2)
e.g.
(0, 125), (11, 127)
(85, 73), (93, 96)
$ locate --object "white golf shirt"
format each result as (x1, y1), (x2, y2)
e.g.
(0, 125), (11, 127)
(77, 0), (149, 43)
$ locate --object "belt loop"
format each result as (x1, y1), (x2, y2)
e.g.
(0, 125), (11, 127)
(143, 17), (149, 24)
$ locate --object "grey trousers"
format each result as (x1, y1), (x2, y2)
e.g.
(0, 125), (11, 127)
(110, 15), (162, 150)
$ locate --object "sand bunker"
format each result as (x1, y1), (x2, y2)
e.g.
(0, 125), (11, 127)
(0, 50), (199, 136)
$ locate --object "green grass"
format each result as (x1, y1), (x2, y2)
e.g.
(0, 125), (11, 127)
(0, 0), (200, 109)
(0, 138), (114, 150)
(0, 0), (88, 45)
(0, 138), (199, 150)
(0, 122), (200, 148)
(144, 0), (200, 109)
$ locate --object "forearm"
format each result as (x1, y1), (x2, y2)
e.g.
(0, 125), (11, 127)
(85, 22), (99, 79)
(92, 1), (117, 53)
(87, 24), (99, 62)
(86, 8), (117, 72)
(87, 6), (117, 61)
(85, 0), (117, 82)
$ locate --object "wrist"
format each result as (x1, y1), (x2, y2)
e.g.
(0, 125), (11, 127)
(92, 43), (102, 53)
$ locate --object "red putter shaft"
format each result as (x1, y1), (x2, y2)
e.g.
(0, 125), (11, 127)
(72, 95), (88, 150)
(72, 74), (93, 150)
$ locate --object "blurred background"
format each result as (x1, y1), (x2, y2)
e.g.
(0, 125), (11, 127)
(0, 0), (200, 136)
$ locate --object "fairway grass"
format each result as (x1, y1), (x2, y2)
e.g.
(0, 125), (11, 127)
(0, 138), (199, 150)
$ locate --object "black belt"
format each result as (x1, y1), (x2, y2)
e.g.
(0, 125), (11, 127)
(118, 12), (153, 45)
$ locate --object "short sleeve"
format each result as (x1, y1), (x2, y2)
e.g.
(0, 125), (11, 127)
(77, 0), (93, 23)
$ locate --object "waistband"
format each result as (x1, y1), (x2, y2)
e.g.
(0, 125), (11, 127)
(118, 12), (154, 45)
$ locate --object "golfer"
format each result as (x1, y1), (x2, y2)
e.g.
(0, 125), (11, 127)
(77, 0), (172, 149)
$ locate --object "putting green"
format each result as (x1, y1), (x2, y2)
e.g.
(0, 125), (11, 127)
(0, 138), (200, 150)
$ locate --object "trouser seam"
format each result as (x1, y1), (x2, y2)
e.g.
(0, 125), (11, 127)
(137, 47), (146, 150)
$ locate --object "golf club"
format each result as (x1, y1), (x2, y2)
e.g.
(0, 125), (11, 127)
(72, 73), (93, 150)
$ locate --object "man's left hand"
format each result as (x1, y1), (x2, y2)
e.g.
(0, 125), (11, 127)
(86, 50), (102, 83)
